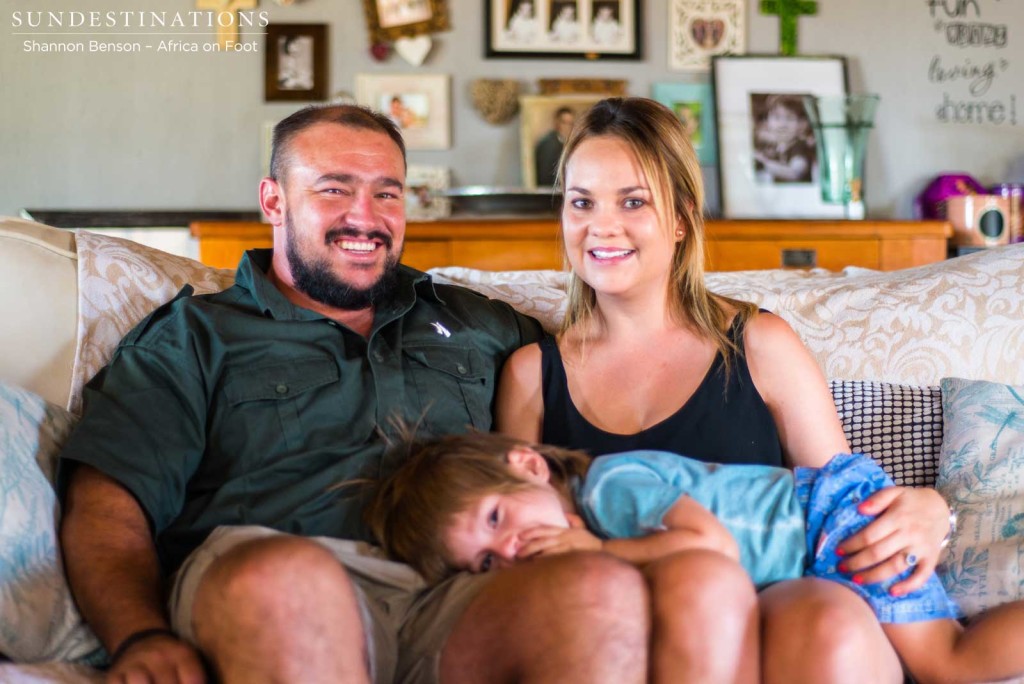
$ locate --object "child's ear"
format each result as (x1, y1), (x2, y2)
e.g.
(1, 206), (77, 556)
(506, 447), (551, 483)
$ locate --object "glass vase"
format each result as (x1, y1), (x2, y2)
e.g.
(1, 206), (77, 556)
(802, 94), (880, 220)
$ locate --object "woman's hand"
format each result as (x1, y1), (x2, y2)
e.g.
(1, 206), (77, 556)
(518, 514), (603, 559)
(836, 486), (951, 595)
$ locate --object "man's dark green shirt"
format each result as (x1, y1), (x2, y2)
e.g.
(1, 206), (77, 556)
(60, 250), (543, 576)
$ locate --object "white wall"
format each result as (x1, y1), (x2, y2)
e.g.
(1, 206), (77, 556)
(1, 0), (1021, 219)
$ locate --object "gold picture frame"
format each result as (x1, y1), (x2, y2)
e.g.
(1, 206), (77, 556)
(363, 0), (450, 44)
(538, 78), (627, 95)
(520, 94), (604, 188)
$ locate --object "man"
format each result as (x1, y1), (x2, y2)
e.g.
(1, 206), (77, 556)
(533, 107), (575, 187)
(58, 104), (648, 684)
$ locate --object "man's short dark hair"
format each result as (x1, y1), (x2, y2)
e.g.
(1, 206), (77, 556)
(269, 104), (407, 183)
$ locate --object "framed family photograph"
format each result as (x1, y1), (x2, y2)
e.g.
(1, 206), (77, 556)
(652, 82), (717, 165)
(486, 0), (641, 60)
(355, 73), (451, 150)
(669, 0), (745, 72)
(405, 165), (452, 220)
(712, 55), (849, 219)
(264, 24), (329, 102)
(362, 0), (450, 43)
(520, 94), (603, 188)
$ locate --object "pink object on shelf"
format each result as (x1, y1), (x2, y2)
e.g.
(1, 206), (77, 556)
(914, 174), (987, 220)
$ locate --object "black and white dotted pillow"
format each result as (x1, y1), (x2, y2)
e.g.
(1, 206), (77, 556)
(829, 380), (943, 488)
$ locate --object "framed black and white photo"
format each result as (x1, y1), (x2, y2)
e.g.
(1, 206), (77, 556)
(264, 24), (328, 102)
(486, 0), (640, 60)
(362, 0), (449, 43)
(713, 55), (848, 218)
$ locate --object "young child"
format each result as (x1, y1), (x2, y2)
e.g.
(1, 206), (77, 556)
(753, 93), (816, 183)
(367, 431), (1024, 684)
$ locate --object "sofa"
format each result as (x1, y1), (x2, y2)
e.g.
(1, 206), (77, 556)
(1, 215), (1023, 683)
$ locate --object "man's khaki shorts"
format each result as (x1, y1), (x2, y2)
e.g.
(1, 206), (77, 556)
(169, 526), (492, 684)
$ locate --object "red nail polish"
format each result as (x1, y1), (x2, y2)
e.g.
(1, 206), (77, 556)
(852, 575), (864, 585)
(835, 547), (846, 557)
(838, 562), (849, 573)
(890, 587), (904, 597)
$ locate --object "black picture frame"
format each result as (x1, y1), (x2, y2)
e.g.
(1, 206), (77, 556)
(264, 24), (329, 103)
(485, 0), (641, 60)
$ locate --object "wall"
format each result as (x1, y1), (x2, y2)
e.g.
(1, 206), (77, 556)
(1, 0), (1022, 219)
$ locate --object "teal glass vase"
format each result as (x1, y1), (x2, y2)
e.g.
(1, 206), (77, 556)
(802, 94), (880, 220)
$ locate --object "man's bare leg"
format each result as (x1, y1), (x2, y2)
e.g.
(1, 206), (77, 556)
(191, 536), (371, 684)
(439, 552), (647, 684)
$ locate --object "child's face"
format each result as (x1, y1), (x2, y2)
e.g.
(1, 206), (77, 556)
(766, 105), (802, 142)
(443, 484), (570, 573)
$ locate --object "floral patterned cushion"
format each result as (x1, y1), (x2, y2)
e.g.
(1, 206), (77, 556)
(936, 377), (1024, 618)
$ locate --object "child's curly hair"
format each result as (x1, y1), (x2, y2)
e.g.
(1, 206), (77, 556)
(364, 431), (591, 583)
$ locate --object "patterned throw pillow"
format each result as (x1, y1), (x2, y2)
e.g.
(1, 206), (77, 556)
(935, 377), (1024, 618)
(830, 380), (943, 487)
(0, 381), (101, 662)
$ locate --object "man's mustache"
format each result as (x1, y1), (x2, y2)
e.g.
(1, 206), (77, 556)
(324, 227), (393, 250)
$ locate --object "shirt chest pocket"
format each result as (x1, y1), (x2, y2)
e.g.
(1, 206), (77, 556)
(223, 357), (340, 451)
(403, 345), (492, 432)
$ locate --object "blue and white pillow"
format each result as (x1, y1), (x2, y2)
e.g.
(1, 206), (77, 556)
(0, 381), (101, 662)
(935, 377), (1024, 617)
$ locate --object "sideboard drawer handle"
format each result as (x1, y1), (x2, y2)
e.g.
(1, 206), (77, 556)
(781, 248), (817, 268)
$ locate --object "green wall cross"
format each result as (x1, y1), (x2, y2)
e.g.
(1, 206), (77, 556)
(760, 0), (818, 56)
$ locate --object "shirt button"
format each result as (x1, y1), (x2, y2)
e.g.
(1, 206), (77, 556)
(374, 351), (385, 362)
(275, 384), (288, 395)
(456, 363), (467, 375)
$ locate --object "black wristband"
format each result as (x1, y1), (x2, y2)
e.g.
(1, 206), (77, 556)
(110, 627), (179, 664)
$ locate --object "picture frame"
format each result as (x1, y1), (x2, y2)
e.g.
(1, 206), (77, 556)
(520, 94), (604, 188)
(486, 0), (641, 60)
(362, 0), (450, 44)
(669, 0), (745, 72)
(406, 165), (452, 220)
(264, 24), (329, 102)
(355, 73), (451, 150)
(652, 82), (718, 166)
(538, 78), (627, 95)
(712, 55), (849, 219)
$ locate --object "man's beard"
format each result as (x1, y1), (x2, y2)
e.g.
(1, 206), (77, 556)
(285, 212), (402, 311)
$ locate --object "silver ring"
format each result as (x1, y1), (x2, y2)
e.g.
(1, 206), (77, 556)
(904, 553), (919, 567)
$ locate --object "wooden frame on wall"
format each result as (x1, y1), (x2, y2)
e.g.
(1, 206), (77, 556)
(486, 0), (641, 60)
(264, 24), (328, 102)
(520, 94), (604, 188)
(355, 73), (452, 150)
(362, 0), (450, 44)
(712, 55), (849, 219)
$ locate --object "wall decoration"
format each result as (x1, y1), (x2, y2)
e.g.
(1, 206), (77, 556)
(760, 0), (817, 56)
(362, 0), (450, 44)
(196, 0), (256, 49)
(394, 35), (433, 65)
(406, 165), (452, 220)
(669, 0), (745, 71)
(355, 73), (451, 150)
(470, 79), (522, 124)
(652, 82), (717, 165)
(264, 24), (329, 102)
(486, 0), (641, 60)
(520, 94), (604, 188)
(712, 55), (848, 218)
(538, 78), (627, 95)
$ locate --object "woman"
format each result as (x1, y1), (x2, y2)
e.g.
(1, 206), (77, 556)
(495, 97), (953, 683)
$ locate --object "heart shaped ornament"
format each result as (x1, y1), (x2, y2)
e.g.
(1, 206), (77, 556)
(689, 15), (728, 50)
(394, 35), (432, 66)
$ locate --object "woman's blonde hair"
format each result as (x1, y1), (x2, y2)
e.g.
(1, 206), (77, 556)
(556, 97), (756, 363)
(365, 431), (591, 583)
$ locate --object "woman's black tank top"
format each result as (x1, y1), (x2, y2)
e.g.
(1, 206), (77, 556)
(540, 317), (783, 466)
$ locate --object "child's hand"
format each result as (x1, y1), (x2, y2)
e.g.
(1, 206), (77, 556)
(518, 515), (602, 559)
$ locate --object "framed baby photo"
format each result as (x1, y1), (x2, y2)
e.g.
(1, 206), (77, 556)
(652, 82), (717, 166)
(362, 0), (450, 44)
(355, 73), (451, 150)
(712, 55), (848, 219)
(520, 94), (603, 188)
(264, 24), (329, 102)
(669, 0), (745, 72)
(485, 0), (641, 60)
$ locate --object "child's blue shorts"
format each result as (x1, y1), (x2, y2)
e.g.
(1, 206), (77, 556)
(793, 453), (960, 624)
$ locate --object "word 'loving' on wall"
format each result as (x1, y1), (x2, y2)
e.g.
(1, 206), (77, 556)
(926, 0), (1017, 126)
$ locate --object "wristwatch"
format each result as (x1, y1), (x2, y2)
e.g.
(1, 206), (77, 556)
(939, 510), (958, 550)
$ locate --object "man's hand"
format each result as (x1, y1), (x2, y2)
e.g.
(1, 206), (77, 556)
(517, 514), (602, 559)
(107, 635), (206, 684)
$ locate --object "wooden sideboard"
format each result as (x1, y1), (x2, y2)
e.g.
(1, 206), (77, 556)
(190, 218), (952, 272)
